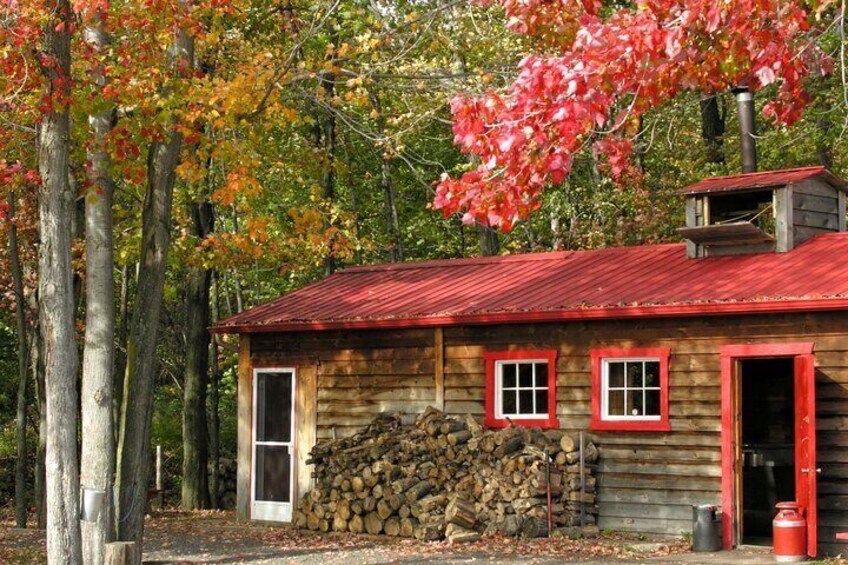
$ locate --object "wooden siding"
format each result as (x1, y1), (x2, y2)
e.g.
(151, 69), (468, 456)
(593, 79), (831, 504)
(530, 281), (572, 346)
(442, 312), (848, 552)
(250, 329), (436, 441)
(242, 311), (848, 554)
(793, 179), (843, 248)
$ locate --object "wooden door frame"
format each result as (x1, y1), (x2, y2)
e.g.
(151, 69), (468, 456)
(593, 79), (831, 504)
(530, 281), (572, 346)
(719, 343), (814, 551)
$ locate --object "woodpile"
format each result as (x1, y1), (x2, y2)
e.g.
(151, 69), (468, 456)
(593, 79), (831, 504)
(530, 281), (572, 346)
(211, 457), (237, 509)
(295, 407), (599, 542)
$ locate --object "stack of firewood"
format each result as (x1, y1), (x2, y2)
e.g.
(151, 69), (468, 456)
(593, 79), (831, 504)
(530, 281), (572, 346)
(295, 407), (599, 542)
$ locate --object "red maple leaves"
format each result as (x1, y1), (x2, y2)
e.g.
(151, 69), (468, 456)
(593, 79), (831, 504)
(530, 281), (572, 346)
(434, 0), (824, 230)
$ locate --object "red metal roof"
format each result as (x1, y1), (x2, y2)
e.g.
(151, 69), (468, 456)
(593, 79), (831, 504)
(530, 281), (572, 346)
(214, 233), (848, 333)
(680, 166), (848, 195)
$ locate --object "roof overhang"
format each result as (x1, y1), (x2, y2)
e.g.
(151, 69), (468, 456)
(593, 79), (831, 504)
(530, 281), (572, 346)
(680, 166), (848, 196)
(211, 297), (848, 334)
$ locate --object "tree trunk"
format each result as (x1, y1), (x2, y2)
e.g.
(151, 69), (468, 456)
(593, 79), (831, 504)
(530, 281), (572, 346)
(816, 116), (833, 169)
(700, 93), (725, 165)
(476, 223), (499, 256)
(368, 88), (403, 262)
(114, 263), (131, 438)
(80, 9), (116, 563)
(550, 212), (562, 251)
(114, 130), (182, 555)
(315, 69), (337, 275)
(8, 192), (29, 529)
(38, 1), (82, 561)
(182, 202), (213, 510)
(30, 318), (46, 530)
(208, 271), (221, 509)
(114, 20), (192, 557)
(230, 207), (244, 313)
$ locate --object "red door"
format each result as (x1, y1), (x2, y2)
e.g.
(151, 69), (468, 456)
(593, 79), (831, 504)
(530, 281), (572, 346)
(794, 353), (817, 557)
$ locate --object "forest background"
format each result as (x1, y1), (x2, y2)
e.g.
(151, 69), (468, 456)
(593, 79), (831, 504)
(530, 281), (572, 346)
(0, 0), (845, 561)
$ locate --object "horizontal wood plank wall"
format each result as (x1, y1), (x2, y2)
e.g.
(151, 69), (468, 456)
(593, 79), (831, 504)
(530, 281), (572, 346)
(251, 329), (436, 441)
(249, 311), (847, 553)
(444, 312), (848, 551)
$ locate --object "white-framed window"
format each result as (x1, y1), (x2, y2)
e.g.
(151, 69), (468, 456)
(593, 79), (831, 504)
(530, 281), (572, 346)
(495, 360), (550, 419)
(601, 358), (662, 421)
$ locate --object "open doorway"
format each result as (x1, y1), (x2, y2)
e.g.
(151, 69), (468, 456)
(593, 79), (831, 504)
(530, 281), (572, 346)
(739, 357), (795, 546)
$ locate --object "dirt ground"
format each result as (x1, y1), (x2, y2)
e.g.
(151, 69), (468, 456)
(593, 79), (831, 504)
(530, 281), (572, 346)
(0, 510), (841, 564)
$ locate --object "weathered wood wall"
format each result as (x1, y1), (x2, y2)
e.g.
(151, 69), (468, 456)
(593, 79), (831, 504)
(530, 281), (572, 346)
(239, 311), (848, 554)
(792, 179), (844, 246)
(249, 329), (436, 441)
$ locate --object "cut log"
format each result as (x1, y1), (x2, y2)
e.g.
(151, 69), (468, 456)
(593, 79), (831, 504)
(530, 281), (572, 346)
(445, 523), (481, 544)
(445, 496), (477, 530)
(559, 434), (577, 453)
(413, 518), (445, 541)
(348, 514), (364, 534)
(384, 517), (401, 537)
(405, 480), (433, 504)
(376, 499), (393, 520)
(105, 542), (138, 565)
(364, 512), (383, 535)
(447, 430), (472, 446)
(493, 437), (523, 458)
(400, 517), (415, 537)
(522, 517), (549, 538)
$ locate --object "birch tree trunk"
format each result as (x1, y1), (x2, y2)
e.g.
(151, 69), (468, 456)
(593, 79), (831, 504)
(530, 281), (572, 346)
(8, 192), (29, 528)
(38, 0), (82, 561)
(80, 9), (116, 564)
(114, 23), (193, 556)
(182, 201), (213, 510)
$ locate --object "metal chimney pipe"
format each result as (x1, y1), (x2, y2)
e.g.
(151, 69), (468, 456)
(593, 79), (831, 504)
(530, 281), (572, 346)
(734, 87), (757, 173)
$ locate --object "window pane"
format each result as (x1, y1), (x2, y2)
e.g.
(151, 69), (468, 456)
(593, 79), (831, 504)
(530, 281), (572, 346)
(644, 362), (660, 387)
(534, 363), (547, 387)
(608, 390), (625, 416)
(502, 364), (516, 388)
(502, 389), (517, 415)
(519, 363), (533, 387)
(645, 389), (661, 416)
(535, 389), (548, 415)
(626, 362), (643, 388)
(608, 362), (624, 388)
(518, 390), (534, 415)
(627, 390), (644, 416)
(257, 372), (293, 443)
(255, 444), (291, 503)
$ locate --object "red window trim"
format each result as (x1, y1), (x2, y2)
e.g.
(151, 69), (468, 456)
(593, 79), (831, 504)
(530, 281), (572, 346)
(484, 349), (559, 429)
(590, 347), (671, 432)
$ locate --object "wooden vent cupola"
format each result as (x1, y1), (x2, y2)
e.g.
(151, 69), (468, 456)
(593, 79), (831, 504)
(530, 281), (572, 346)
(679, 166), (848, 258)
(680, 88), (847, 258)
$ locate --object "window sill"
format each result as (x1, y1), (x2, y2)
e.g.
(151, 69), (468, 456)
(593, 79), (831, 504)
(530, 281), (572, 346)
(485, 416), (560, 429)
(589, 418), (671, 432)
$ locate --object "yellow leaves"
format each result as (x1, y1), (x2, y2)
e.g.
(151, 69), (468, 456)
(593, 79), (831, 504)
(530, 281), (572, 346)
(175, 159), (207, 184)
(212, 166), (262, 207)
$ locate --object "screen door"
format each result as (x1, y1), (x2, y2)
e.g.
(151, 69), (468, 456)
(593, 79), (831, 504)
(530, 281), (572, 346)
(252, 368), (295, 522)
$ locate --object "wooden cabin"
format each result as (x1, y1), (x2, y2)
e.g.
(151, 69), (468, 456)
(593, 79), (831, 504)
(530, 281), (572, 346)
(213, 166), (848, 557)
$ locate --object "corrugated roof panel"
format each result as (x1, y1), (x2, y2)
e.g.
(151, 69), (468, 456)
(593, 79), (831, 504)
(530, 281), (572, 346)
(680, 166), (848, 195)
(214, 232), (848, 332)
